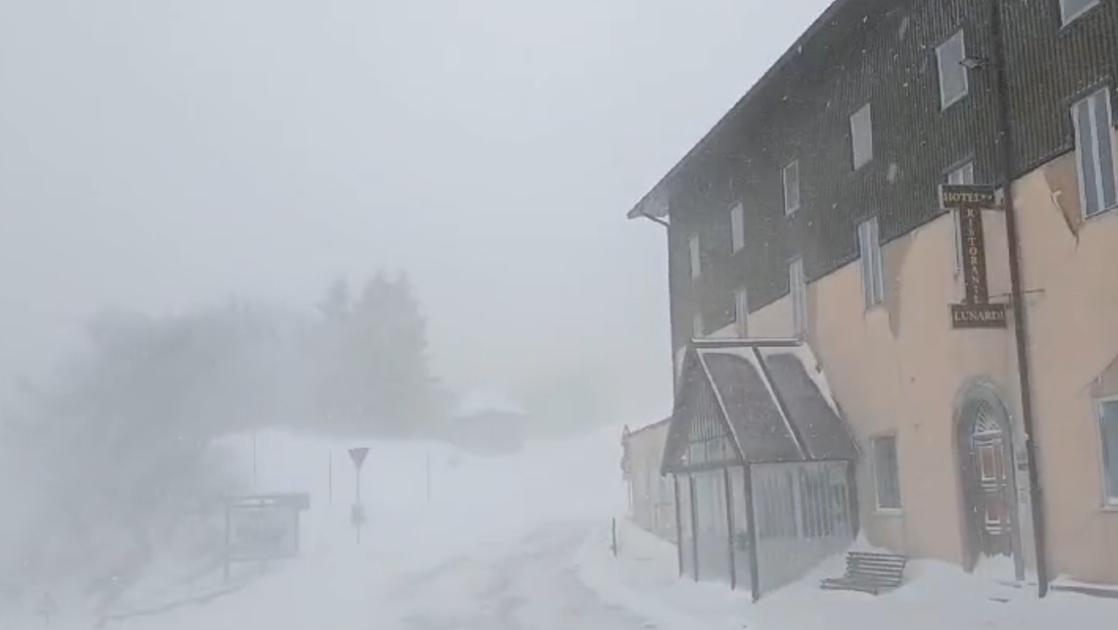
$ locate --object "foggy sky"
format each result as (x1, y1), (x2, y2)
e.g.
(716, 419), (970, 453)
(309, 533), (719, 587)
(0, 0), (830, 426)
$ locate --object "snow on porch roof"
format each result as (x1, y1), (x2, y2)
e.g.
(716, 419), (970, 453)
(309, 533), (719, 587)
(663, 339), (857, 471)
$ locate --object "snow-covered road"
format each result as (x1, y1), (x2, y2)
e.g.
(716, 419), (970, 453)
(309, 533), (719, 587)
(87, 428), (644, 630)
(36, 428), (1118, 630)
(394, 522), (650, 630)
(105, 519), (657, 630)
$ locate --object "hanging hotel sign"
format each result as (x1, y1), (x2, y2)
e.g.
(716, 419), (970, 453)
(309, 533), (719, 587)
(940, 184), (997, 211)
(951, 302), (1007, 328)
(941, 184), (1007, 330)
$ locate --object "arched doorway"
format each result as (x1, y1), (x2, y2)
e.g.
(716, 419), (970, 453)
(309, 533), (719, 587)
(955, 385), (1020, 573)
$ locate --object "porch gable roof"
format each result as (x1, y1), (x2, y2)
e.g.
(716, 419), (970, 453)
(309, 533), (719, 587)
(662, 339), (857, 474)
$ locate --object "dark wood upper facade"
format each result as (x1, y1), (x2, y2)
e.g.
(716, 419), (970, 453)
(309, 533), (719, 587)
(640, 0), (1118, 354)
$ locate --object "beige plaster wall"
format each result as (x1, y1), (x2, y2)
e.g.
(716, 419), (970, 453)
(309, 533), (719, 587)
(747, 204), (1022, 572)
(1011, 146), (1118, 583)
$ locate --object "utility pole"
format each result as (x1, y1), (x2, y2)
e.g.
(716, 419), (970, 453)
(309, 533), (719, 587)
(987, 0), (1048, 597)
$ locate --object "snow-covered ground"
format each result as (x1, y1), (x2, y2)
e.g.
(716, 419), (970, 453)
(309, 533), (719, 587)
(71, 426), (629, 630)
(26, 426), (1118, 630)
(587, 522), (1118, 630)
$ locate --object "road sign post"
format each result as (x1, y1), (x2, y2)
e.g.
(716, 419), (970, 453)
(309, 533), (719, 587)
(348, 447), (369, 543)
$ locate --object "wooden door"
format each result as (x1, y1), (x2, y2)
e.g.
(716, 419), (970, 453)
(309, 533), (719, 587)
(970, 413), (1013, 557)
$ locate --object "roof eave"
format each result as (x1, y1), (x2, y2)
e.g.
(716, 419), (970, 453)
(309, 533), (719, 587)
(623, 0), (855, 222)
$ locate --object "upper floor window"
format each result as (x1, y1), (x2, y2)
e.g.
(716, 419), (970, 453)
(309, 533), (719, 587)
(851, 103), (874, 170)
(783, 160), (801, 215)
(936, 30), (969, 109)
(1060, 0), (1100, 25)
(789, 258), (806, 337)
(947, 160), (976, 186)
(858, 217), (885, 308)
(691, 312), (704, 339)
(948, 161), (976, 275)
(730, 203), (745, 253)
(688, 234), (701, 279)
(872, 435), (903, 510)
(1072, 87), (1117, 218)
(1099, 399), (1118, 505)
(734, 287), (749, 338)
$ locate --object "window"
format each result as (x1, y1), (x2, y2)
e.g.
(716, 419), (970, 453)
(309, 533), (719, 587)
(947, 160), (976, 186)
(730, 203), (745, 253)
(872, 436), (902, 510)
(858, 217), (885, 307)
(691, 312), (704, 339)
(789, 258), (806, 337)
(1099, 400), (1118, 505)
(734, 287), (749, 338)
(783, 160), (801, 215)
(688, 234), (701, 279)
(1072, 87), (1117, 218)
(1060, 0), (1100, 25)
(936, 30), (969, 109)
(948, 161), (976, 274)
(850, 103), (873, 170)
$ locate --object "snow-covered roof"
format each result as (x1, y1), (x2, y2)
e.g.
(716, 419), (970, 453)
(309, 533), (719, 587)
(683, 338), (840, 417)
(454, 389), (525, 418)
(663, 338), (856, 472)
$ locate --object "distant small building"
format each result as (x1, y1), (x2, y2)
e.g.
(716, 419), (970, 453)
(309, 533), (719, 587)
(441, 390), (527, 454)
(622, 420), (675, 542)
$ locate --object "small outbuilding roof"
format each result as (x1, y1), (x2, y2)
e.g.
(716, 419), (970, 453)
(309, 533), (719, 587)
(454, 389), (525, 418)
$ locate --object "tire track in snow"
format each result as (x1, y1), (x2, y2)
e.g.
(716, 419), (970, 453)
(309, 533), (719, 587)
(398, 522), (653, 630)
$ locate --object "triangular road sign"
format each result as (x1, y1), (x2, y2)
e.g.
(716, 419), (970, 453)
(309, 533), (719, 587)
(348, 447), (369, 470)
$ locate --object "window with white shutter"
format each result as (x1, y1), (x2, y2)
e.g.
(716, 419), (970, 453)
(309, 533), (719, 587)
(1060, 0), (1100, 26)
(730, 204), (745, 253)
(734, 287), (749, 338)
(688, 234), (701, 279)
(872, 436), (902, 510)
(851, 104), (874, 170)
(789, 259), (806, 337)
(936, 30), (969, 109)
(948, 161), (976, 275)
(783, 160), (801, 215)
(858, 217), (885, 307)
(1072, 87), (1117, 218)
(1100, 400), (1118, 505)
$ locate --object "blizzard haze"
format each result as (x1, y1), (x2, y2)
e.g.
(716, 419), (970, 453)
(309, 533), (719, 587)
(0, 0), (831, 425)
(8, 2), (1118, 630)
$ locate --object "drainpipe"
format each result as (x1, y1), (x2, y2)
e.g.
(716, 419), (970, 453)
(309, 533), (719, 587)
(988, 0), (1049, 597)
